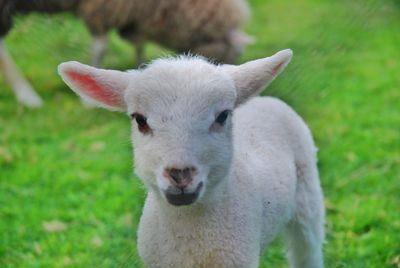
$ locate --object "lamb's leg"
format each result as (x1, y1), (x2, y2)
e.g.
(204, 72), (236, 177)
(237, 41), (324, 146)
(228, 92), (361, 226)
(284, 218), (324, 268)
(0, 39), (43, 108)
(284, 161), (325, 268)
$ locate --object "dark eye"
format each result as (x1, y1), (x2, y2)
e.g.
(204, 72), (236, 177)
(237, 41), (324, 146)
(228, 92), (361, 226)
(131, 113), (151, 134)
(215, 110), (231, 125)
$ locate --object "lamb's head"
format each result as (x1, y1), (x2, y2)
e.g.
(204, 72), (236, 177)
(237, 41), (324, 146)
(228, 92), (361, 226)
(58, 49), (292, 207)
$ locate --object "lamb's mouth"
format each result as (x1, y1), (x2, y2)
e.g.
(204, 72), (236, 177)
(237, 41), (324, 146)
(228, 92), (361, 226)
(164, 182), (204, 206)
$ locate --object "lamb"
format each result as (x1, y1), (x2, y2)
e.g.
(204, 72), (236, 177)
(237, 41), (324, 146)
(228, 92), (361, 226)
(0, 0), (251, 108)
(58, 49), (325, 268)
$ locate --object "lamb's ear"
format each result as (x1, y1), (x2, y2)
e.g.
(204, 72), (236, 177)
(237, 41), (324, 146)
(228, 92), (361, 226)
(58, 61), (130, 111)
(222, 49), (293, 105)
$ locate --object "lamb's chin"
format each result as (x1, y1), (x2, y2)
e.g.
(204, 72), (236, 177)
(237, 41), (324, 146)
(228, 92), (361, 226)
(164, 182), (204, 206)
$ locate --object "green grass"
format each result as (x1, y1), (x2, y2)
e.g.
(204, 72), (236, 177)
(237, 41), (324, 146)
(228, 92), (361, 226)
(1, 0), (399, 267)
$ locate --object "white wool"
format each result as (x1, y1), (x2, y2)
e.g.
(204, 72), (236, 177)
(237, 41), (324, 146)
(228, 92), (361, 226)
(58, 49), (325, 268)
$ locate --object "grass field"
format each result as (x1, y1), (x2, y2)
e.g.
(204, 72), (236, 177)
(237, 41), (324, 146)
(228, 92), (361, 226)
(1, 0), (399, 267)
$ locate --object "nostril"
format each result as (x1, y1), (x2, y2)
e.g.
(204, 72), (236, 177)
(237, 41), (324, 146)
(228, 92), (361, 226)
(164, 166), (197, 187)
(169, 168), (181, 183)
(182, 167), (197, 178)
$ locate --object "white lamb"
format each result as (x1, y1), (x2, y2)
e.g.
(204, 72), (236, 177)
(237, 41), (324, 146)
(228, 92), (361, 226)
(58, 49), (325, 268)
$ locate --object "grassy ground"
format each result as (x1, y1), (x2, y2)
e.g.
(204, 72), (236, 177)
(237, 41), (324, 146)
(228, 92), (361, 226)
(1, 0), (399, 267)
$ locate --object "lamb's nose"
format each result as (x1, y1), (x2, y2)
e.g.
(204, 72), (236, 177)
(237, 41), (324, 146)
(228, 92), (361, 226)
(164, 167), (197, 188)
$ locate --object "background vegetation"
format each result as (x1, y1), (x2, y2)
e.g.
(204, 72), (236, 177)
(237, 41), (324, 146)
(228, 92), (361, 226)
(1, 0), (399, 267)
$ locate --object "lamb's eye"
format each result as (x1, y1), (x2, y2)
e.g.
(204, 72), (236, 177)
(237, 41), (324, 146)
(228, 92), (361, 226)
(215, 110), (231, 125)
(131, 113), (151, 134)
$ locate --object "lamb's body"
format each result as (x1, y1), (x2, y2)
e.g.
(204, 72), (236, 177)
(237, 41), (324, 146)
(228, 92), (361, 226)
(58, 49), (325, 267)
(138, 97), (324, 267)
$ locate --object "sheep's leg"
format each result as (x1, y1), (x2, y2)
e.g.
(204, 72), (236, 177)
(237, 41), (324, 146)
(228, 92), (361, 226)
(124, 34), (145, 67)
(77, 34), (109, 108)
(135, 39), (145, 67)
(90, 34), (108, 68)
(118, 28), (145, 67)
(284, 162), (325, 268)
(190, 39), (240, 64)
(0, 39), (43, 108)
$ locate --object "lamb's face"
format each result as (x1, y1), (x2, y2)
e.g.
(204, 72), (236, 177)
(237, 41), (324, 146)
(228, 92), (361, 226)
(124, 60), (237, 206)
(58, 49), (293, 206)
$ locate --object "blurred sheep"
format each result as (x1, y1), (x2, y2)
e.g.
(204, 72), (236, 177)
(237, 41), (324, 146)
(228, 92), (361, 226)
(0, 0), (252, 108)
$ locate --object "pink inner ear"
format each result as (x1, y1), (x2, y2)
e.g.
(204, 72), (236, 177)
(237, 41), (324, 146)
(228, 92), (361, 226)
(66, 70), (122, 107)
(271, 61), (285, 76)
